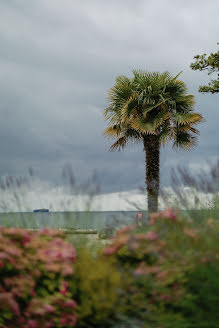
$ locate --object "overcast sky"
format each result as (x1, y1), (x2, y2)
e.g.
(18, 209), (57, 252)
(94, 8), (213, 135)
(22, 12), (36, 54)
(0, 0), (219, 210)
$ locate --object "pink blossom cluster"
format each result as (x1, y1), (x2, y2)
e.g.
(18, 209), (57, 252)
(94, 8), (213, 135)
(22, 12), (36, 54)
(0, 227), (77, 327)
(149, 208), (178, 225)
(103, 208), (186, 306)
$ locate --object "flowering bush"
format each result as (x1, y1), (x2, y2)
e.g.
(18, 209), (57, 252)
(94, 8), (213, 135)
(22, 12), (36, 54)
(0, 227), (77, 328)
(1, 210), (219, 328)
(104, 209), (219, 328)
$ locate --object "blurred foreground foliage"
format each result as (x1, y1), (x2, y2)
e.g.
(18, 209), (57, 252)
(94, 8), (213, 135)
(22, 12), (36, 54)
(0, 208), (219, 327)
(70, 249), (125, 327)
(104, 208), (219, 328)
(0, 228), (77, 327)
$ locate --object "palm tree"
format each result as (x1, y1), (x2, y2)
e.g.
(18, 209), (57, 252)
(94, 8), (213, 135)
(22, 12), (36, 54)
(103, 70), (204, 213)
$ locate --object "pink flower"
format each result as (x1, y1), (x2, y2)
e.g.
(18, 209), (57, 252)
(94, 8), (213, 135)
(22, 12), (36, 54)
(60, 317), (68, 326)
(10, 297), (20, 316)
(184, 228), (197, 239)
(0, 252), (9, 260)
(40, 228), (50, 234)
(55, 252), (63, 259)
(149, 212), (160, 225)
(162, 208), (177, 221)
(62, 266), (74, 276)
(60, 289), (67, 295)
(60, 281), (68, 295)
(22, 234), (31, 246)
(65, 300), (77, 308)
(30, 289), (36, 297)
(117, 225), (136, 235)
(134, 267), (146, 276)
(63, 266), (74, 276)
(104, 246), (118, 255)
(28, 320), (38, 328)
(44, 304), (55, 313)
(145, 231), (158, 241)
(68, 314), (77, 326)
(62, 281), (68, 288)
(0, 260), (4, 268)
(70, 249), (76, 261)
(136, 233), (148, 240)
(129, 241), (139, 250)
(149, 208), (178, 224)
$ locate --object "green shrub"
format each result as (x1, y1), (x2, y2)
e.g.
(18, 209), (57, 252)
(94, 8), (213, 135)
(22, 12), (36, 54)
(104, 209), (219, 328)
(70, 248), (126, 328)
(0, 227), (77, 328)
(98, 227), (115, 239)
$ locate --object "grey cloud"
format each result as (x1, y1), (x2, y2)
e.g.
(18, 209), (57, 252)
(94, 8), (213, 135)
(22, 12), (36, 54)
(0, 0), (219, 196)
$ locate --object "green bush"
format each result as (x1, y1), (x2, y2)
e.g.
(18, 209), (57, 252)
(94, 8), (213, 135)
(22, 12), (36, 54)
(70, 248), (126, 328)
(104, 209), (219, 328)
(0, 227), (77, 328)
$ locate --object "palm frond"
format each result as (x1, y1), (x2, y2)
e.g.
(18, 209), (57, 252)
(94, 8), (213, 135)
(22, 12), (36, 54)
(103, 124), (123, 138)
(172, 112), (204, 125)
(130, 112), (169, 134)
(174, 94), (195, 113)
(121, 93), (139, 123)
(158, 125), (172, 147)
(142, 97), (170, 118)
(108, 128), (143, 151)
(175, 125), (200, 135)
(171, 71), (183, 82)
(172, 131), (198, 151)
(109, 136), (127, 151)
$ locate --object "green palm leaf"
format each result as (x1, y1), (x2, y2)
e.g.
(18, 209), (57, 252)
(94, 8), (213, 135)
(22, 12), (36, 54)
(172, 131), (198, 150)
(172, 112), (204, 125)
(109, 136), (127, 151)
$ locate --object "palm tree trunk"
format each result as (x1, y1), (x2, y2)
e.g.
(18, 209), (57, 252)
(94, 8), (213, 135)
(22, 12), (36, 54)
(143, 135), (160, 213)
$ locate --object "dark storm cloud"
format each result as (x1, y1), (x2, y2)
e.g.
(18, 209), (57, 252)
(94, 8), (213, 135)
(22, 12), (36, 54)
(0, 0), (219, 193)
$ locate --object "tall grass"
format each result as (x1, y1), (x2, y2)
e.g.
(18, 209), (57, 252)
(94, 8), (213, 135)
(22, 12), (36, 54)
(0, 166), (135, 238)
(0, 166), (102, 229)
(159, 159), (219, 224)
(1, 160), (219, 233)
(123, 159), (219, 227)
